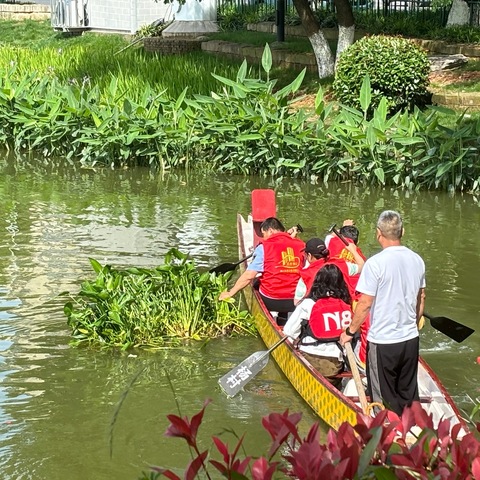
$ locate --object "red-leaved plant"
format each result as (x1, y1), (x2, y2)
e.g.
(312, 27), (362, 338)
(142, 400), (480, 480)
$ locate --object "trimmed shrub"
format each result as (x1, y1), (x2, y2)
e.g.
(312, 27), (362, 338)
(333, 35), (431, 115)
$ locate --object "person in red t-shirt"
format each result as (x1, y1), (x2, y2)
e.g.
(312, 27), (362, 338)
(219, 217), (305, 325)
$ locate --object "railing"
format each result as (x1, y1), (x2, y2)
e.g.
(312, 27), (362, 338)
(217, 0), (448, 25)
(468, 0), (480, 25)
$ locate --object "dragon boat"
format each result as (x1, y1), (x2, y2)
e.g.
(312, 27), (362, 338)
(230, 188), (468, 435)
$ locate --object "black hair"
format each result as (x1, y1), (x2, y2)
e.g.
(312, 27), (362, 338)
(339, 225), (359, 245)
(260, 217), (285, 233)
(308, 264), (352, 305)
(310, 245), (329, 260)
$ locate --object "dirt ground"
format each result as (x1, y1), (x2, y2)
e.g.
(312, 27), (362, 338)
(428, 69), (480, 87)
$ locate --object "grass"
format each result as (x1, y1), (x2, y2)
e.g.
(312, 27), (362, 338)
(0, 19), (325, 96)
(1, 18), (479, 98)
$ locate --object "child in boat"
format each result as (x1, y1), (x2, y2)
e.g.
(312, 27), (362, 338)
(284, 264), (353, 388)
(293, 238), (330, 306)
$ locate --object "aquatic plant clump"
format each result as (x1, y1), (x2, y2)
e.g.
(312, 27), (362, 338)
(64, 248), (255, 349)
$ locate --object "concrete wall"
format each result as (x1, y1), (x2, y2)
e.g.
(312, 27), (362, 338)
(0, 3), (50, 20)
(49, 0), (173, 34)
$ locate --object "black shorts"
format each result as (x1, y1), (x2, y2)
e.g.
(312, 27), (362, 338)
(259, 293), (295, 326)
(367, 337), (420, 416)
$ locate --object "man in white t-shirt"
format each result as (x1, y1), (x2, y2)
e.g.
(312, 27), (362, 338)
(340, 210), (426, 416)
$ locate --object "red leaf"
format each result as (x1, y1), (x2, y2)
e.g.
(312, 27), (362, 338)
(472, 455), (480, 479)
(262, 410), (302, 458)
(189, 399), (211, 441)
(165, 415), (194, 445)
(185, 451), (208, 480)
(212, 436), (229, 463)
(231, 433), (246, 460)
(235, 456), (252, 475)
(252, 457), (278, 480)
(209, 460), (227, 474)
(165, 400), (211, 448)
(150, 467), (182, 480)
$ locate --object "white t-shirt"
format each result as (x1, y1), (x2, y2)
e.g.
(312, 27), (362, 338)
(283, 299), (343, 360)
(356, 245), (426, 344)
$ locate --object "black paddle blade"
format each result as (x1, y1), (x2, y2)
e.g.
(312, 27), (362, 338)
(424, 313), (474, 343)
(209, 263), (237, 275)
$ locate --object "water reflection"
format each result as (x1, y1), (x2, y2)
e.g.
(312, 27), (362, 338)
(0, 154), (478, 479)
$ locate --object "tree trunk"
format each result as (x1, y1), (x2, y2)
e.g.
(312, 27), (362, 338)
(447, 0), (470, 26)
(292, 0), (335, 78)
(334, 0), (355, 65)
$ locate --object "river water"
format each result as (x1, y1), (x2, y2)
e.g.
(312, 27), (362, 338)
(0, 154), (478, 479)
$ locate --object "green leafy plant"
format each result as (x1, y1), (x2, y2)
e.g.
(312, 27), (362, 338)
(333, 35), (432, 115)
(64, 248), (254, 349)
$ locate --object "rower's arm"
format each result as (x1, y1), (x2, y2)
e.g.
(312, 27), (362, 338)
(416, 287), (426, 325)
(219, 269), (258, 300)
(345, 243), (365, 272)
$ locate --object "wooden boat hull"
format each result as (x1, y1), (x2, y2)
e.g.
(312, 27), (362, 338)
(235, 194), (469, 434)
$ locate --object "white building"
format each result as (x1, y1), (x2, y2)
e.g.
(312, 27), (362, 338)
(51, 0), (176, 34)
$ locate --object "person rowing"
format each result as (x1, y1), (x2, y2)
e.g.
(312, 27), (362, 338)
(219, 217), (305, 326)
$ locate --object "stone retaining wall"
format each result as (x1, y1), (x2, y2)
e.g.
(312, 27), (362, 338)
(0, 3), (50, 20)
(144, 37), (202, 54)
(201, 39), (318, 72)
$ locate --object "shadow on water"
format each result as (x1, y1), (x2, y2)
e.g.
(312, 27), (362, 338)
(0, 153), (479, 478)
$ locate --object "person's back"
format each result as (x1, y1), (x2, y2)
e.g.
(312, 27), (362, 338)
(364, 245), (424, 343)
(260, 229), (304, 300)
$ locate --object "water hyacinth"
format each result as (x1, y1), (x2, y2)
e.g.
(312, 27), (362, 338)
(64, 248), (255, 349)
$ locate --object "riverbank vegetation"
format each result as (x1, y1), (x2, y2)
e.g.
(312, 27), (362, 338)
(1, 19), (480, 193)
(64, 249), (254, 349)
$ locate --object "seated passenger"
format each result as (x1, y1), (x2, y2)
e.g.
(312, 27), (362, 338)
(294, 236), (364, 305)
(294, 238), (329, 305)
(284, 264), (353, 388)
(219, 217), (305, 326)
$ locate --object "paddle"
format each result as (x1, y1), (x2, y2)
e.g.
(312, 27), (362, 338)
(328, 223), (349, 246)
(344, 342), (369, 414)
(209, 253), (254, 275)
(218, 336), (289, 397)
(423, 312), (474, 343)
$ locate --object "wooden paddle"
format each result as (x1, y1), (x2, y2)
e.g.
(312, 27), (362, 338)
(344, 342), (369, 415)
(218, 336), (288, 397)
(209, 253), (253, 275)
(423, 312), (474, 343)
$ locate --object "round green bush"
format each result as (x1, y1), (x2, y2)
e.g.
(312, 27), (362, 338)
(333, 35), (431, 114)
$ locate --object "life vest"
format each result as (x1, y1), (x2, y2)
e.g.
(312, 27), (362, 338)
(328, 236), (367, 263)
(260, 232), (305, 299)
(300, 297), (353, 344)
(299, 258), (327, 296)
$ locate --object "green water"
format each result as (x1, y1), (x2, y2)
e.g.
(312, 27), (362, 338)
(0, 154), (478, 479)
